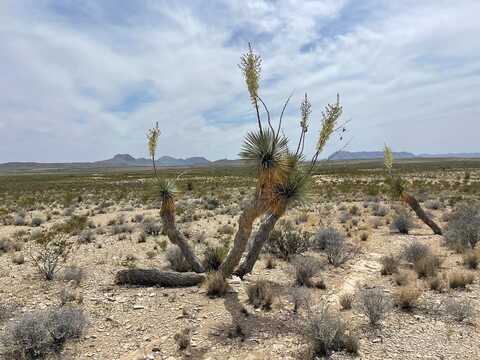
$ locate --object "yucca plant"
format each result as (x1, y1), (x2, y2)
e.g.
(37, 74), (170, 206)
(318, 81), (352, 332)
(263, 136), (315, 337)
(116, 44), (345, 287)
(383, 145), (442, 235)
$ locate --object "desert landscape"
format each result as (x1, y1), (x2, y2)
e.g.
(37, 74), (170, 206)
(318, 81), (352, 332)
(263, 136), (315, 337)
(2, 1), (480, 359)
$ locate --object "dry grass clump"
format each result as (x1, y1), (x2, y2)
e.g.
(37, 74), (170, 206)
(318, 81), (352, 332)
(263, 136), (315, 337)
(174, 327), (192, 350)
(357, 287), (390, 326)
(339, 292), (354, 310)
(392, 210), (415, 234)
(246, 279), (275, 310)
(394, 270), (412, 286)
(380, 254), (399, 275)
(292, 256), (321, 287)
(205, 272), (229, 298)
(289, 287), (312, 313)
(414, 255), (441, 278)
(428, 275), (446, 292)
(403, 241), (431, 264)
(62, 266), (85, 286)
(264, 254), (276, 269)
(444, 298), (476, 323)
(202, 245), (228, 271)
(394, 286), (421, 310)
(305, 302), (359, 357)
(448, 271), (475, 289)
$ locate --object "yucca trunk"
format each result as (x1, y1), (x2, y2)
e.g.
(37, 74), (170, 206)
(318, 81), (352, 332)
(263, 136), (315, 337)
(234, 212), (280, 278)
(161, 202), (205, 273)
(402, 193), (442, 235)
(220, 205), (261, 277)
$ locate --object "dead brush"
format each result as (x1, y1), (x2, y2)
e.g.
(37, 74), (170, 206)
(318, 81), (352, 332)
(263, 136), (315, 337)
(380, 254), (399, 275)
(394, 286), (421, 310)
(205, 272), (229, 298)
(448, 271), (475, 289)
(174, 326), (192, 351)
(339, 292), (354, 310)
(463, 250), (480, 269)
(246, 279), (275, 310)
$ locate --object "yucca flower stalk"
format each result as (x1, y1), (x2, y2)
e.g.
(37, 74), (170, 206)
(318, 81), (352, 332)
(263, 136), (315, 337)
(147, 122), (161, 176)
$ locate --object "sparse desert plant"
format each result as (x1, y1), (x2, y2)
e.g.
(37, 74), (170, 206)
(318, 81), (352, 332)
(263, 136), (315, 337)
(30, 231), (70, 280)
(403, 241), (431, 264)
(444, 202), (480, 251)
(166, 245), (194, 272)
(31, 216), (44, 227)
(12, 253), (25, 265)
(78, 229), (95, 244)
(13, 213), (26, 226)
(311, 227), (343, 251)
(357, 287), (390, 326)
(380, 254), (399, 275)
(394, 270), (411, 286)
(339, 292), (354, 310)
(324, 231), (357, 267)
(289, 287), (312, 313)
(265, 227), (309, 261)
(305, 302), (358, 357)
(202, 245), (228, 271)
(414, 255), (441, 278)
(371, 203), (388, 217)
(1, 308), (86, 359)
(174, 327), (192, 351)
(444, 298), (476, 323)
(463, 250), (480, 269)
(428, 275), (446, 292)
(142, 218), (161, 236)
(62, 266), (85, 286)
(391, 210), (414, 234)
(246, 279), (275, 309)
(394, 286), (421, 310)
(0, 238), (14, 253)
(205, 272), (229, 298)
(448, 271), (475, 289)
(264, 254), (276, 269)
(292, 256), (321, 287)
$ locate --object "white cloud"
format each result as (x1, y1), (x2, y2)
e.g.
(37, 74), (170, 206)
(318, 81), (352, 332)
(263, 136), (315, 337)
(0, 0), (479, 162)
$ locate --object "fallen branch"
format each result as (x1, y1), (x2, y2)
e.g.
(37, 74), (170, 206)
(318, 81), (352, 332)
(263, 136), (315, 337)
(115, 269), (205, 287)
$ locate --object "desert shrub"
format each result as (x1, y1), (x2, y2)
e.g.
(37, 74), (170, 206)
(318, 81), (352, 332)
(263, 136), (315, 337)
(174, 327), (191, 350)
(463, 250), (480, 269)
(392, 210), (414, 234)
(137, 231), (146, 243)
(166, 245), (193, 272)
(338, 212), (352, 224)
(1, 308), (86, 359)
(111, 224), (132, 235)
(12, 253), (25, 265)
(357, 288), (390, 326)
(444, 202), (480, 251)
(428, 275), (446, 292)
(394, 270), (411, 286)
(202, 245), (228, 271)
(62, 266), (85, 286)
(289, 287), (312, 313)
(425, 199), (442, 210)
(30, 234), (70, 281)
(205, 272), (229, 298)
(56, 215), (87, 235)
(218, 224), (235, 235)
(394, 287), (421, 310)
(133, 213), (144, 223)
(380, 254), (399, 275)
(448, 271), (475, 289)
(78, 229), (95, 244)
(444, 298), (475, 323)
(31, 216), (44, 227)
(360, 231), (369, 241)
(205, 198), (219, 210)
(246, 279), (275, 309)
(13, 213), (26, 226)
(292, 256), (321, 287)
(143, 218), (161, 236)
(305, 303), (358, 357)
(371, 203), (388, 217)
(403, 242), (431, 264)
(323, 231), (356, 267)
(414, 255), (441, 278)
(0, 238), (14, 253)
(349, 205), (360, 216)
(311, 227), (342, 251)
(265, 227), (309, 260)
(339, 292), (354, 310)
(370, 217), (383, 229)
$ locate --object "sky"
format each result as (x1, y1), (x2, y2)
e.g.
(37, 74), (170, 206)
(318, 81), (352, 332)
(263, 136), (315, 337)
(1, 0), (479, 163)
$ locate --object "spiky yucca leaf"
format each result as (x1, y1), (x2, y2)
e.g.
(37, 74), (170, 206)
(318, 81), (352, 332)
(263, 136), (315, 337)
(240, 129), (288, 173)
(272, 170), (311, 214)
(317, 94), (342, 153)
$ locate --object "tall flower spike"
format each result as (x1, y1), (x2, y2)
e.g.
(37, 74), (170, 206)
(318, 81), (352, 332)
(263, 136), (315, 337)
(239, 43), (262, 106)
(147, 122), (161, 160)
(300, 93), (311, 132)
(317, 94), (342, 153)
(384, 144), (393, 173)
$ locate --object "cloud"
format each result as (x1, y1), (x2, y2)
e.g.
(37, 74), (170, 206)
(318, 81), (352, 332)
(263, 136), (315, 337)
(0, 0), (479, 162)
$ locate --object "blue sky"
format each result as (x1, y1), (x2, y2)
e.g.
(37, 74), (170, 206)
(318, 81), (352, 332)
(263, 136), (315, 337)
(1, 0), (479, 162)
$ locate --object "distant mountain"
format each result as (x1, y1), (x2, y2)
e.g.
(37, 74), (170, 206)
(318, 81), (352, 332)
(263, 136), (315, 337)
(95, 154), (211, 167)
(328, 151), (415, 161)
(328, 150), (480, 161)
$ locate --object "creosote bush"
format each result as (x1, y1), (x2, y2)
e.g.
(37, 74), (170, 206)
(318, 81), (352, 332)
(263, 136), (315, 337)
(311, 227), (342, 251)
